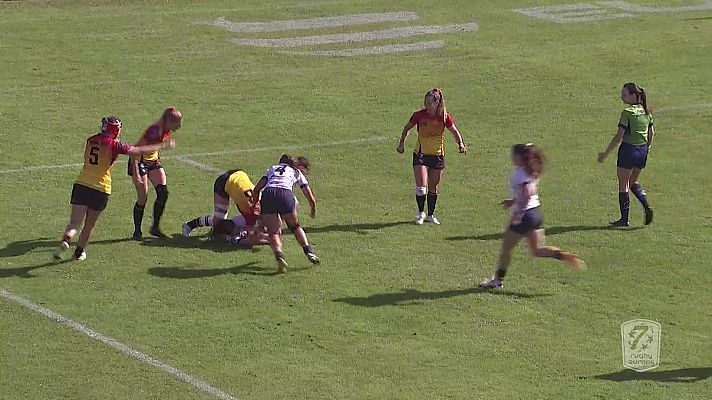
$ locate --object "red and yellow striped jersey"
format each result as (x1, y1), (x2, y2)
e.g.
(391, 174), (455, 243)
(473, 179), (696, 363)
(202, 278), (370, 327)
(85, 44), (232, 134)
(75, 134), (131, 194)
(409, 109), (455, 156)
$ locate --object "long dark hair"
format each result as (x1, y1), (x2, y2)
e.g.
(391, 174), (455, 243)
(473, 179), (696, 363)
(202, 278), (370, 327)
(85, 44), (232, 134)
(512, 143), (545, 178)
(623, 83), (651, 114)
(278, 154), (311, 173)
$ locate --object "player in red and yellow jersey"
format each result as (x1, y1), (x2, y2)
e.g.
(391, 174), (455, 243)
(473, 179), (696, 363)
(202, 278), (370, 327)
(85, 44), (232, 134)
(54, 116), (173, 261)
(128, 106), (183, 240)
(397, 88), (467, 225)
(181, 169), (260, 237)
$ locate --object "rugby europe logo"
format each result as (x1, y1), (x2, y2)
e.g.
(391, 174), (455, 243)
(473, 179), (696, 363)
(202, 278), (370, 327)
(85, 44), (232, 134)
(206, 12), (479, 57)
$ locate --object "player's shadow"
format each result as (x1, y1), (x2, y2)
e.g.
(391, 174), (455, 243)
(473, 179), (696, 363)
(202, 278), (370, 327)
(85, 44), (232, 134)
(334, 287), (551, 307)
(0, 259), (73, 279)
(0, 237), (134, 258)
(446, 225), (643, 241)
(140, 234), (259, 253)
(148, 262), (290, 278)
(594, 367), (712, 383)
(305, 221), (412, 234)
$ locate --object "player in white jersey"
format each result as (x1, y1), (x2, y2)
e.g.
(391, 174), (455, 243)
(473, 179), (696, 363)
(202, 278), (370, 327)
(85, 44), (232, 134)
(480, 144), (586, 290)
(252, 154), (319, 273)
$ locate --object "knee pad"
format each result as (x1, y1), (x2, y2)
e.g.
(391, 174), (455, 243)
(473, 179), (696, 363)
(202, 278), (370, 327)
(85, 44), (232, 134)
(415, 186), (427, 196)
(288, 223), (301, 233)
(155, 185), (169, 203)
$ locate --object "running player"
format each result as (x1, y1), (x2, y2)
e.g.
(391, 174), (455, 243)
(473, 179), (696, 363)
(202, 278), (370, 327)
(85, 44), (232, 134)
(252, 155), (319, 273)
(182, 169), (259, 237)
(129, 106), (183, 240)
(480, 144), (586, 290)
(597, 83), (655, 227)
(397, 88), (467, 225)
(54, 116), (173, 261)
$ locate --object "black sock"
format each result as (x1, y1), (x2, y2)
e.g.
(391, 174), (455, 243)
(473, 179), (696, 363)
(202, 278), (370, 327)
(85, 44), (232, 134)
(133, 203), (145, 233)
(618, 192), (630, 222)
(74, 247), (84, 258)
(187, 217), (202, 230)
(153, 200), (166, 228)
(630, 183), (651, 210)
(62, 235), (71, 244)
(303, 245), (314, 255)
(495, 268), (507, 280)
(416, 195), (426, 213)
(427, 192), (438, 216)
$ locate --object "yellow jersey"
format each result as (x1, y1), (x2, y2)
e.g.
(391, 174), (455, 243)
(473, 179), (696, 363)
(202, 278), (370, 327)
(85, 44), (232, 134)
(75, 134), (131, 194)
(409, 109), (455, 156)
(224, 170), (255, 215)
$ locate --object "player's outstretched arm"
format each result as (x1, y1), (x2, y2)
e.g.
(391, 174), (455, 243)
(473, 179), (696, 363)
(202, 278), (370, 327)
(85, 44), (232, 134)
(301, 185), (317, 218)
(397, 120), (416, 153)
(252, 176), (268, 203)
(598, 127), (625, 162)
(447, 124), (467, 154)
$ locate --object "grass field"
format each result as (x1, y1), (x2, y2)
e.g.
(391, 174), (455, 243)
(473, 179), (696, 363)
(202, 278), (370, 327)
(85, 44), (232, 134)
(1, 1), (712, 399)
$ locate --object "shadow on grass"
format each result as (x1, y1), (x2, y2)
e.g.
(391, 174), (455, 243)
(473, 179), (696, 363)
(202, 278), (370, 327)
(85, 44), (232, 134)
(0, 237), (134, 258)
(140, 233), (260, 253)
(334, 287), (551, 307)
(594, 367), (712, 383)
(0, 259), (73, 279)
(446, 225), (644, 241)
(147, 261), (309, 278)
(305, 221), (412, 234)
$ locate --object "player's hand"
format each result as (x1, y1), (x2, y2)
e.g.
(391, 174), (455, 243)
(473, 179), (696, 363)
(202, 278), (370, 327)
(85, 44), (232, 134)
(309, 207), (316, 219)
(500, 199), (514, 209)
(458, 143), (467, 154)
(396, 143), (405, 154)
(597, 151), (607, 163)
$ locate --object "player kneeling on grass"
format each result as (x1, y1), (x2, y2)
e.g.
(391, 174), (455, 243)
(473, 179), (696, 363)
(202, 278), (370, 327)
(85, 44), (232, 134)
(252, 154), (319, 273)
(209, 217), (269, 248)
(480, 144), (586, 290)
(54, 116), (174, 261)
(182, 169), (259, 237)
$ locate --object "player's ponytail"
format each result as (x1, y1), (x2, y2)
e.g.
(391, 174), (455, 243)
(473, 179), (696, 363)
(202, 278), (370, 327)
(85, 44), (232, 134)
(639, 87), (650, 115)
(513, 143), (545, 178)
(279, 154), (311, 174)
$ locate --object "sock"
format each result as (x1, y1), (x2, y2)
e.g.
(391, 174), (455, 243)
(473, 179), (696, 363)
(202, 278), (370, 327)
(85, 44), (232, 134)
(427, 192), (438, 216)
(153, 201), (166, 228)
(187, 215), (212, 230)
(416, 195), (426, 213)
(618, 192), (630, 222)
(303, 245), (314, 255)
(630, 183), (651, 210)
(495, 268), (507, 280)
(74, 246), (84, 258)
(62, 235), (71, 244)
(133, 203), (145, 233)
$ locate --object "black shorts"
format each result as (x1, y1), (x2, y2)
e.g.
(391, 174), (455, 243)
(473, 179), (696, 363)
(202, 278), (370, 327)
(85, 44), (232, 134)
(127, 158), (163, 176)
(70, 183), (109, 211)
(260, 187), (296, 215)
(509, 207), (543, 235)
(213, 169), (241, 199)
(617, 142), (648, 169)
(412, 153), (445, 170)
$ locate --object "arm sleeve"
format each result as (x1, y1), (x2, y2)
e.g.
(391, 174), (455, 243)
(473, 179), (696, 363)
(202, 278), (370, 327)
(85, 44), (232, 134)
(111, 140), (132, 156)
(445, 113), (454, 128)
(297, 172), (309, 188)
(618, 110), (629, 129)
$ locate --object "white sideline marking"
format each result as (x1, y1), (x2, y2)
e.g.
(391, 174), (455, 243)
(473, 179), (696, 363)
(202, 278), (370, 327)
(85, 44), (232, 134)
(283, 40), (445, 56)
(599, 0), (712, 13)
(231, 23), (479, 48)
(174, 156), (223, 173)
(210, 12), (418, 33)
(0, 136), (389, 175)
(0, 289), (238, 400)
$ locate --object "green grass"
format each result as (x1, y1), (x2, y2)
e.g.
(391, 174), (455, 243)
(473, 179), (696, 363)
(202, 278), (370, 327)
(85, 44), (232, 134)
(1, 1), (712, 399)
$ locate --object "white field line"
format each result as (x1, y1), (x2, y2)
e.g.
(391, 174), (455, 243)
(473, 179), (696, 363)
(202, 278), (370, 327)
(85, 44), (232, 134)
(598, 0), (712, 13)
(174, 156), (223, 173)
(655, 102), (712, 112)
(0, 289), (238, 400)
(0, 136), (389, 175)
(283, 40), (445, 56)
(231, 23), (479, 48)
(209, 12), (418, 33)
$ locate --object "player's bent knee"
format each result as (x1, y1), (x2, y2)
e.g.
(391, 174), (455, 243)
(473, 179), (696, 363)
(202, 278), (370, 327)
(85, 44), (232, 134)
(288, 224), (301, 233)
(415, 186), (427, 196)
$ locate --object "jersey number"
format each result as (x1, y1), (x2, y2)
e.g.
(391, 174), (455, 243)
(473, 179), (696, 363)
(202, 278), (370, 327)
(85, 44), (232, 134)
(274, 165), (287, 175)
(89, 146), (100, 165)
(243, 189), (254, 199)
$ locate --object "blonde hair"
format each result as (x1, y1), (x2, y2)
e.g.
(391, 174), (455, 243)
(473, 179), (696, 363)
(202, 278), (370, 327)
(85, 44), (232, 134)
(424, 88), (447, 124)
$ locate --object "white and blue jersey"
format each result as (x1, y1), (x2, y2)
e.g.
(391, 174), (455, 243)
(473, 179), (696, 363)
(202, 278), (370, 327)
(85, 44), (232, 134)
(265, 164), (309, 192)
